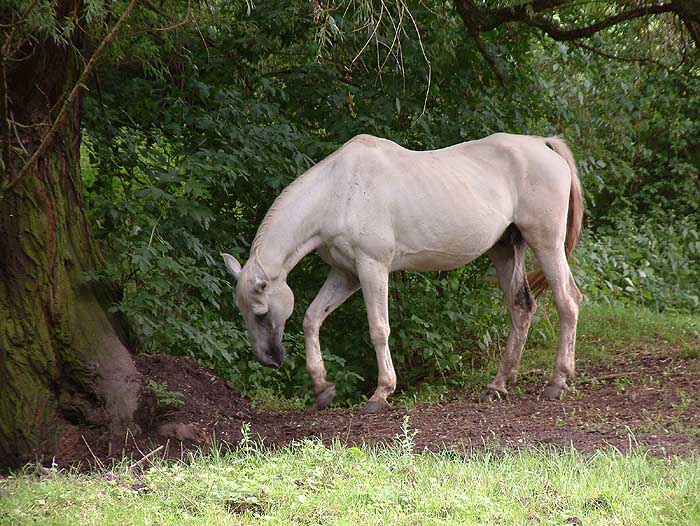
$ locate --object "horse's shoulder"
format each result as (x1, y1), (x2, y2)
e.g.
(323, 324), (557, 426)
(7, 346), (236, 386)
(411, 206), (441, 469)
(331, 136), (403, 171)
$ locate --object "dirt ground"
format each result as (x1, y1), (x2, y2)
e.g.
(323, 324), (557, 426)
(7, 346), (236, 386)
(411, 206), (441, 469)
(55, 344), (700, 467)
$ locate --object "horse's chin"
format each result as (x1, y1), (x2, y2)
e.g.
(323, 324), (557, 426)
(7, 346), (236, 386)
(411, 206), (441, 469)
(263, 358), (282, 369)
(256, 342), (284, 369)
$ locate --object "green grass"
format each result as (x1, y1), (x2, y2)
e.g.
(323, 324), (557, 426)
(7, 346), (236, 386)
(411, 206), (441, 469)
(552, 300), (696, 345)
(2, 435), (699, 526)
(516, 299), (699, 374)
(393, 300), (699, 407)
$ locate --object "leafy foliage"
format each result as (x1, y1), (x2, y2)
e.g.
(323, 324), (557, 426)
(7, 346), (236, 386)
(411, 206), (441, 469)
(78, 0), (700, 405)
(575, 213), (700, 312)
(147, 380), (184, 409)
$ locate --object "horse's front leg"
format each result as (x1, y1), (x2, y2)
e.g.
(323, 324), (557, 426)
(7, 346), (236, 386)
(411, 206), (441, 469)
(356, 257), (396, 415)
(303, 267), (360, 410)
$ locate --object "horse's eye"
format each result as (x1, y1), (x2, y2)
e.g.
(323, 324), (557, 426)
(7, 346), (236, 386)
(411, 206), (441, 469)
(255, 312), (267, 321)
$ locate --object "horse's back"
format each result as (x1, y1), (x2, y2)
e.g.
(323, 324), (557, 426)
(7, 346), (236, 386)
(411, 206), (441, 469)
(317, 133), (572, 271)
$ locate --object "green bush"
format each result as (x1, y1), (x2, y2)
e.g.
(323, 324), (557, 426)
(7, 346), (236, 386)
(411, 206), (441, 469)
(576, 212), (700, 312)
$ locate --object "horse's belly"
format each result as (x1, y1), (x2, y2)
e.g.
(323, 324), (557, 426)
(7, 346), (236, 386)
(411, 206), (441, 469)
(392, 251), (479, 272)
(391, 209), (510, 272)
(384, 172), (513, 273)
(391, 237), (495, 272)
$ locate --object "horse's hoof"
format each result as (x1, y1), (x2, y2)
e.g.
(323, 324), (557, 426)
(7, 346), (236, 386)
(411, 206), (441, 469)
(479, 387), (508, 403)
(314, 383), (336, 410)
(360, 400), (390, 415)
(541, 384), (565, 400)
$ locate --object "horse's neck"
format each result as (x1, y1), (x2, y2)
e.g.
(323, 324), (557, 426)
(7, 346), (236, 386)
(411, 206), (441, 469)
(255, 231), (317, 281)
(253, 178), (324, 280)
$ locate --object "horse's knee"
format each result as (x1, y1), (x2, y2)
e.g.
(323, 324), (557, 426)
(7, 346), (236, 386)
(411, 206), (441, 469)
(369, 322), (390, 349)
(557, 280), (582, 326)
(303, 313), (320, 335)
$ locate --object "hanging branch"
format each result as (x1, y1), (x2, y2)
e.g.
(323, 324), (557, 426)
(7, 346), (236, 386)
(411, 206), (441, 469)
(0, 0), (140, 199)
(1, 0), (39, 58)
(1, 0), (39, 174)
(573, 40), (685, 72)
(453, 1), (698, 74)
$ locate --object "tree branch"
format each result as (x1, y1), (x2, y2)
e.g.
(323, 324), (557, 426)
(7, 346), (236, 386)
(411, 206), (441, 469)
(455, 1), (680, 42)
(572, 39), (685, 72)
(529, 4), (677, 42)
(456, 0), (567, 32)
(0, 0), (140, 198)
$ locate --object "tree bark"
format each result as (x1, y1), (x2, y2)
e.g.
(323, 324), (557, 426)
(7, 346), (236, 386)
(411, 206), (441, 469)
(0, 7), (145, 469)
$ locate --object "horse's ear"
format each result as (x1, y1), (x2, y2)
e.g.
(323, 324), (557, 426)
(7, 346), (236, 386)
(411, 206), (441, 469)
(253, 278), (268, 295)
(221, 253), (241, 280)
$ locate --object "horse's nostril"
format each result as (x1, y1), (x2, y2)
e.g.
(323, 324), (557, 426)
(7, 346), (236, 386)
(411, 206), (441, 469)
(266, 343), (284, 368)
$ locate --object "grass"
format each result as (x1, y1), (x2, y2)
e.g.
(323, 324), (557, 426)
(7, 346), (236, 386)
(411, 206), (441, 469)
(2, 434), (700, 526)
(394, 300), (699, 407)
(512, 299), (699, 377)
(2, 302), (698, 526)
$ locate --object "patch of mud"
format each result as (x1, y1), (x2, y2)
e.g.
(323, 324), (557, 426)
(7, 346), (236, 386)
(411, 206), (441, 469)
(53, 346), (700, 468)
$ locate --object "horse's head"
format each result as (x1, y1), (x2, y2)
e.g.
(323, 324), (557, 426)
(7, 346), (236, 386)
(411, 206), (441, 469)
(221, 253), (294, 368)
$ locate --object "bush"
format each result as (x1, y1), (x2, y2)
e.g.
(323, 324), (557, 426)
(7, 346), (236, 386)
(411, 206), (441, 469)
(575, 212), (700, 312)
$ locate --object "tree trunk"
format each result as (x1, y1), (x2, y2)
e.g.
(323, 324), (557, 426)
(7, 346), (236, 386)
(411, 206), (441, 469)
(0, 14), (145, 469)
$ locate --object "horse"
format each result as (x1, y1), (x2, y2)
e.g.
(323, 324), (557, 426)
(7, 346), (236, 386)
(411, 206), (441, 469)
(222, 133), (583, 414)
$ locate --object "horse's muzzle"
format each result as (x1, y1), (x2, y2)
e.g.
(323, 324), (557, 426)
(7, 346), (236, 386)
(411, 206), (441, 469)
(260, 342), (284, 369)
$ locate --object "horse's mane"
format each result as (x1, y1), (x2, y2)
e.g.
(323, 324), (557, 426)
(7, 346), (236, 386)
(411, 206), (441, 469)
(251, 143), (346, 254)
(251, 169), (313, 253)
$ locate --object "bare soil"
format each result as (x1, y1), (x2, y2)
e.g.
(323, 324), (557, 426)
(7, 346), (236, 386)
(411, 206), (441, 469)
(55, 344), (700, 468)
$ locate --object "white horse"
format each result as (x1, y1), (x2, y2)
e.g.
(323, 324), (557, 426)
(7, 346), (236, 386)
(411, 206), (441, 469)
(222, 133), (583, 414)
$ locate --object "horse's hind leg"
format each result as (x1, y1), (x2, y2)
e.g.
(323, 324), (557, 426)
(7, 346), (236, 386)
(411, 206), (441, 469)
(303, 267), (360, 409)
(531, 244), (582, 399)
(481, 227), (537, 402)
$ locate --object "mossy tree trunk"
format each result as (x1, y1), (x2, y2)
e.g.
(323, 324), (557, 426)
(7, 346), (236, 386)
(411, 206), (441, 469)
(0, 5), (145, 469)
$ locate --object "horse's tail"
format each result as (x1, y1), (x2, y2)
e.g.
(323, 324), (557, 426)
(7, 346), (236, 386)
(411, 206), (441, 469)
(527, 137), (583, 296)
